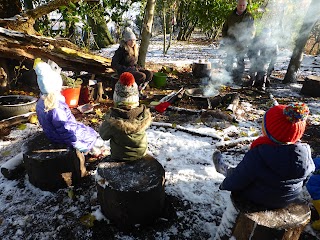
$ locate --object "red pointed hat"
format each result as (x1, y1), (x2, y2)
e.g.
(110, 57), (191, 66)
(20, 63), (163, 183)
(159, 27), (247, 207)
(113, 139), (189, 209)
(119, 72), (135, 86)
(262, 103), (309, 144)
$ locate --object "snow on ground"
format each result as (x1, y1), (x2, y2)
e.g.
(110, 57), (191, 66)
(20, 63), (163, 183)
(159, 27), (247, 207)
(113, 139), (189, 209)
(1, 34), (320, 239)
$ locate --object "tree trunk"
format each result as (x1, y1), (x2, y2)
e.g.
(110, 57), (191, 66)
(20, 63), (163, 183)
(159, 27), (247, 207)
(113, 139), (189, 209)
(23, 0), (34, 10)
(0, 0), (22, 18)
(0, 0), (81, 35)
(138, 0), (156, 68)
(87, 16), (114, 49)
(85, 1), (114, 49)
(283, 0), (320, 83)
(163, 2), (167, 54)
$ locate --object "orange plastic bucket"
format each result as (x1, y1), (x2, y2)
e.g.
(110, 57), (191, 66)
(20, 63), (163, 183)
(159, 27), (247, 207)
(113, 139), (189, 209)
(61, 87), (81, 108)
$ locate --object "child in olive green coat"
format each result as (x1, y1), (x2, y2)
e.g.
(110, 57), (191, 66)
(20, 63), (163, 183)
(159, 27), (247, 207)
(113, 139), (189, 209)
(99, 72), (152, 161)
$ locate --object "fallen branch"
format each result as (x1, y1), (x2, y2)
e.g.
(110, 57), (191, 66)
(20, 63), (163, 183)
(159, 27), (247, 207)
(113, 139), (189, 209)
(166, 106), (206, 114)
(151, 122), (222, 140)
(0, 27), (112, 74)
(216, 137), (257, 149)
(269, 75), (283, 82)
(0, 112), (36, 128)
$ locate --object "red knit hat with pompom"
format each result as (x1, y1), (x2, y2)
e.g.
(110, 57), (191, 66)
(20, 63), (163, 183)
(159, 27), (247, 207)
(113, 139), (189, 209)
(113, 72), (139, 107)
(262, 103), (309, 144)
(119, 72), (135, 86)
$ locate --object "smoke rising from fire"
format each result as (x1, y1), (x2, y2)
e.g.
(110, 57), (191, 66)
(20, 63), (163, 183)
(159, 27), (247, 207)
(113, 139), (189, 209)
(204, 0), (317, 97)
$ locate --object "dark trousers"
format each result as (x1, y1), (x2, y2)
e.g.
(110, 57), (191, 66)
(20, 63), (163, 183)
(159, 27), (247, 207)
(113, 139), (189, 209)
(131, 69), (153, 86)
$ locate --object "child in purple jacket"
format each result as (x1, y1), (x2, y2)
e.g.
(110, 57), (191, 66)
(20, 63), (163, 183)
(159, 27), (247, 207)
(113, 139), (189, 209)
(34, 59), (107, 158)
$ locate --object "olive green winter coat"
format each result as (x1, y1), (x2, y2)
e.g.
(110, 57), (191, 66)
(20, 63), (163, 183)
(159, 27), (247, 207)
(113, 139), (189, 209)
(99, 104), (152, 161)
(222, 8), (255, 49)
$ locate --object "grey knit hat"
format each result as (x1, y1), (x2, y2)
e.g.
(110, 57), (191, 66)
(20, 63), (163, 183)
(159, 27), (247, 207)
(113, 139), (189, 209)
(122, 27), (137, 42)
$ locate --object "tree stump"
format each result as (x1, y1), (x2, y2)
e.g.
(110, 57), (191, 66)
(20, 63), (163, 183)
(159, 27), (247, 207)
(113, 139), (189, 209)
(95, 155), (165, 228)
(23, 132), (86, 191)
(216, 194), (311, 240)
(300, 75), (320, 97)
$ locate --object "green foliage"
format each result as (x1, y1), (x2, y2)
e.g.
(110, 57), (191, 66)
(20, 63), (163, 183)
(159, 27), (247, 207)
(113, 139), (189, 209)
(153, 0), (267, 41)
(196, 0), (235, 39)
(33, 0), (139, 47)
(61, 74), (83, 88)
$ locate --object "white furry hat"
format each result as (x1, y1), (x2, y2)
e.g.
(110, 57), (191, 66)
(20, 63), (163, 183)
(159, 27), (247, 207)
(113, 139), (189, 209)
(34, 61), (63, 95)
(122, 27), (137, 42)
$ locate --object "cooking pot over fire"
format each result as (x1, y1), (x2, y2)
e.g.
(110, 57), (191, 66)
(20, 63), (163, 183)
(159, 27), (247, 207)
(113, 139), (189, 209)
(185, 87), (219, 98)
(192, 60), (211, 78)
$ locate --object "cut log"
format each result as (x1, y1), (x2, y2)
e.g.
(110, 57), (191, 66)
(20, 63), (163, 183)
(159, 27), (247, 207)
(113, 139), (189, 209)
(300, 75), (320, 97)
(215, 194), (311, 240)
(0, 27), (112, 74)
(23, 132), (86, 191)
(226, 93), (240, 113)
(1, 152), (25, 180)
(96, 155), (165, 228)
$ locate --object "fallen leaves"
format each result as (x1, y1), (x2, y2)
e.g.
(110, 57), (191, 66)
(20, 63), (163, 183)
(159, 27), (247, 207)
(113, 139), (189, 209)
(79, 214), (96, 228)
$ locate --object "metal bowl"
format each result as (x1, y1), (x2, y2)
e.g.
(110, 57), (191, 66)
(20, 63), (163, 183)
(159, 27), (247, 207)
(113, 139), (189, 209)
(0, 95), (38, 120)
(185, 88), (219, 98)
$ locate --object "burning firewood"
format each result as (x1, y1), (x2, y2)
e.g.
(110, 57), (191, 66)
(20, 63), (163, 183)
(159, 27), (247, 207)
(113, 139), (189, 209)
(200, 109), (237, 129)
(226, 93), (240, 114)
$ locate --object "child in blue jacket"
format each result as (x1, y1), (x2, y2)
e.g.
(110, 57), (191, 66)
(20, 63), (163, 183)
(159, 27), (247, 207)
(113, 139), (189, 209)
(214, 103), (315, 209)
(306, 158), (320, 230)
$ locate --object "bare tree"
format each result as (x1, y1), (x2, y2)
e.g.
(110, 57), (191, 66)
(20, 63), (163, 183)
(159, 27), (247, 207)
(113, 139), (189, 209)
(138, 0), (156, 68)
(283, 0), (320, 83)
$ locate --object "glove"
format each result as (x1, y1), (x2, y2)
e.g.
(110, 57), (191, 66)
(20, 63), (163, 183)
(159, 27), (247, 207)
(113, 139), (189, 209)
(155, 102), (171, 113)
(33, 58), (42, 69)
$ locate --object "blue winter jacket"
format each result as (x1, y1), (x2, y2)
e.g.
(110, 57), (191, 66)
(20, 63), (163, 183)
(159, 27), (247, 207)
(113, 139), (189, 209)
(220, 142), (315, 209)
(36, 96), (98, 152)
(306, 158), (320, 200)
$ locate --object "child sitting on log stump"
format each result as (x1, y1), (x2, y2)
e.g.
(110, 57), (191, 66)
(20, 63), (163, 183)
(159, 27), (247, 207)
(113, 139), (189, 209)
(214, 103), (315, 209)
(99, 72), (152, 161)
(34, 58), (108, 159)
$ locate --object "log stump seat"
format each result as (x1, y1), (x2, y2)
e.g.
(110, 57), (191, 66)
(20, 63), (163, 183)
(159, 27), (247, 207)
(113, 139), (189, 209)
(23, 132), (86, 191)
(300, 75), (320, 97)
(215, 194), (311, 240)
(95, 155), (165, 227)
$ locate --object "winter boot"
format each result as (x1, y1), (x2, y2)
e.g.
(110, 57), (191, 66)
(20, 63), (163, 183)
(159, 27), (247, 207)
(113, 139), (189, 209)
(255, 72), (266, 91)
(212, 150), (228, 176)
(247, 73), (256, 87)
(312, 200), (320, 230)
(265, 76), (271, 88)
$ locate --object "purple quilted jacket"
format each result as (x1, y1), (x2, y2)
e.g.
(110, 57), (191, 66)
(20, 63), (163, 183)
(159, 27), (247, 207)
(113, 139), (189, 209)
(36, 96), (98, 152)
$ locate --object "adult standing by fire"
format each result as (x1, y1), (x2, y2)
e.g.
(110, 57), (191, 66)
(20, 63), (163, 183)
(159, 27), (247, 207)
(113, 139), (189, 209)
(221, 0), (255, 84)
(111, 27), (153, 92)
